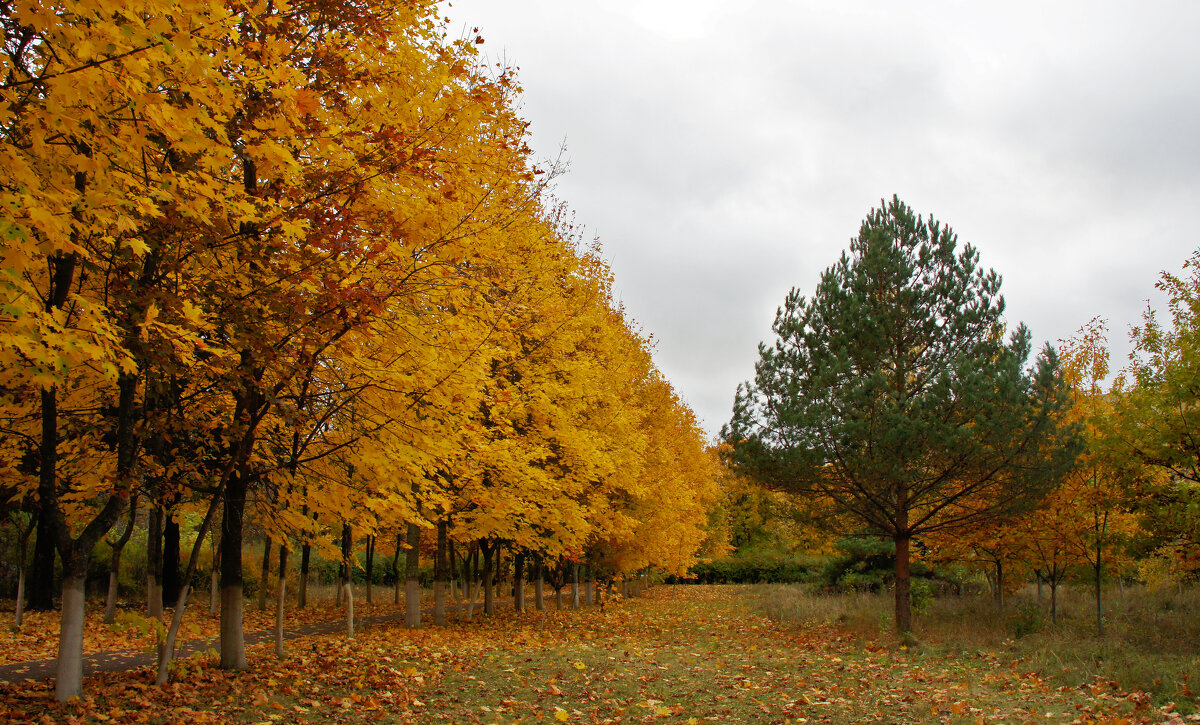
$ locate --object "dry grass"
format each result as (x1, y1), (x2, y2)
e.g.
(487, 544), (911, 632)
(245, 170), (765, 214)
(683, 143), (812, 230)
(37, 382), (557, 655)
(756, 582), (1200, 713)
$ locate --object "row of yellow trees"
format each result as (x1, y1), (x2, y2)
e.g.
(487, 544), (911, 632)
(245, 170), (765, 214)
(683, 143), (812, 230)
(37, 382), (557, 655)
(0, 0), (721, 701)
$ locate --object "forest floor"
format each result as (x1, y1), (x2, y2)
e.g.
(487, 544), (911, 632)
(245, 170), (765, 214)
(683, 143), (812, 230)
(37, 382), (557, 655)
(0, 586), (1193, 724)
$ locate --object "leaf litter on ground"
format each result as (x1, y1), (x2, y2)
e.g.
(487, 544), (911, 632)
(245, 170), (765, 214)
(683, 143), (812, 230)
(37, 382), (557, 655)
(1, 586), (1194, 724)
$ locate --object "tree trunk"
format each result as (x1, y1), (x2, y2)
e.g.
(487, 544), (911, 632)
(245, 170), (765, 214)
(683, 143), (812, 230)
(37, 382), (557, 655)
(258, 538), (272, 611)
(1050, 577), (1059, 624)
(14, 514), (36, 627)
(434, 520), (448, 626)
(274, 544), (289, 660)
(29, 515), (56, 612)
(585, 568), (594, 606)
(162, 509), (181, 605)
(208, 530), (220, 614)
(365, 535), (375, 606)
(392, 531), (403, 605)
(147, 504), (163, 620)
(405, 521), (421, 628)
(465, 545), (478, 621)
(571, 563), (580, 610)
(1094, 550), (1104, 636)
(156, 487), (222, 684)
(483, 541), (495, 616)
(103, 496), (138, 625)
(513, 550), (526, 613)
(341, 523), (354, 638)
(535, 556), (545, 612)
(54, 575), (87, 702)
(894, 534), (912, 636)
(299, 542), (310, 609)
(219, 471), (248, 670)
(996, 559), (1005, 611)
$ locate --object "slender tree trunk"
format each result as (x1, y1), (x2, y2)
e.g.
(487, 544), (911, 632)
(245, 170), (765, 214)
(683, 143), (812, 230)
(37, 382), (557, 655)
(365, 535), (375, 606)
(1050, 577), (1059, 624)
(584, 567), (594, 606)
(157, 488), (222, 684)
(341, 523), (354, 638)
(571, 563), (580, 610)
(219, 471), (248, 670)
(465, 545), (478, 621)
(258, 538), (272, 611)
(299, 542), (311, 608)
(29, 515), (56, 612)
(162, 509), (181, 605)
(513, 550), (526, 613)
(1094, 551), (1104, 636)
(894, 534), (912, 636)
(209, 534), (220, 615)
(405, 522), (421, 628)
(535, 556), (545, 612)
(392, 531), (403, 605)
(997, 559), (1005, 611)
(104, 496), (138, 624)
(14, 515), (36, 627)
(483, 541), (495, 616)
(55, 575), (87, 701)
(147, 505), (163, 620)
(434, 521), (448, 626)
(274, 544), (288, 660)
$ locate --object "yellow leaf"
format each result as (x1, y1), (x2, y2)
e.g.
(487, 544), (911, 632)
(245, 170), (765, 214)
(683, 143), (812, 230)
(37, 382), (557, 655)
(554, 709), (569, 722)
(572, 661), (586, 671)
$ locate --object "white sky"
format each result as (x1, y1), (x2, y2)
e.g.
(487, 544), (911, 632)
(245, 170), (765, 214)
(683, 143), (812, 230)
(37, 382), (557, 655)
(442, 0), (1200, 439)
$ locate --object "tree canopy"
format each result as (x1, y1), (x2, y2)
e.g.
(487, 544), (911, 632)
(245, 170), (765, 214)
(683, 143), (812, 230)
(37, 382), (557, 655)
(725, 195), (1078, 634)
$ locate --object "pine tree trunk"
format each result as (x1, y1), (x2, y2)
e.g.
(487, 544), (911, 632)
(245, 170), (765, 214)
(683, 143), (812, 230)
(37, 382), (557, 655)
(405, 521), (421, 628)
(894, 534), (913, 636)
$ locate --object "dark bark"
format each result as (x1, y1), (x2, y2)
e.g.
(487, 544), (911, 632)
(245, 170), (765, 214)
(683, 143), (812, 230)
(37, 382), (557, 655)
(434, 520), (448, 626)
(257, 538), (271, 611)
(162, 507), (181, 602)
(405, 522), (420, 628)
(104, 496), (139, 624)
(364, 534), (375, 605)
(146, 504), (163, 619)
(894, 535), (912, 637)
(28, 516), (55, 611)
(482, 540), (495, 616)
(219, 470), (248, 670)
(513, 550), (526, 613)
(299, 542), (311, 608)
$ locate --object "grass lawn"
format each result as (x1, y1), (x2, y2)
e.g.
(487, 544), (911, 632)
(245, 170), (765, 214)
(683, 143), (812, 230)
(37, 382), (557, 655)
(1, 585), (1191, 723)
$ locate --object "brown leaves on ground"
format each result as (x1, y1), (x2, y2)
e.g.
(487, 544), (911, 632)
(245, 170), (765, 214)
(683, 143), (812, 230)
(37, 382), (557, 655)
(1, 586), (1195, 724)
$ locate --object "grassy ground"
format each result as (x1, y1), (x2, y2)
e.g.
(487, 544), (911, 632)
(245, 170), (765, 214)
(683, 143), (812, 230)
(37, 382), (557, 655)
(2, 585), (1193, 724)
(758, 583), (1200, 717)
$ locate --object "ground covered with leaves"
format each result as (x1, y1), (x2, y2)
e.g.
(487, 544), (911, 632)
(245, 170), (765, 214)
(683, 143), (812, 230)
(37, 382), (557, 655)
(1, 586), (1194, 724)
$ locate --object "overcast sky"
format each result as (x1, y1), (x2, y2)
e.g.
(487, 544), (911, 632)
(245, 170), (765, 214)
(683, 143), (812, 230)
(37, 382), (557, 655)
(442, 0), (1200, 439)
